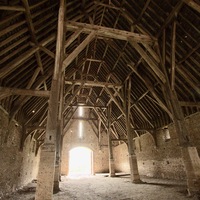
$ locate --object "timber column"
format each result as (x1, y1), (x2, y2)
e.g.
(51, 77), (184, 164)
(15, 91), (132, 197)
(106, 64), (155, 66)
(125, 78), (141, 183)
(35, 0), (65, 199)
(161, 28), (200, 194)
(108, 104), (115, 177)
(54, 72), (65, 193)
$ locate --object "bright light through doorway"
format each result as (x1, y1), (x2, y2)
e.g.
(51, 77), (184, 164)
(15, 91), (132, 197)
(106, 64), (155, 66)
(68, 147), (93, 177)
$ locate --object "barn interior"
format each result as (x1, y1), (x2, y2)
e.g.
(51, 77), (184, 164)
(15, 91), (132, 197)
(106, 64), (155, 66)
(0, 0), (200, 199)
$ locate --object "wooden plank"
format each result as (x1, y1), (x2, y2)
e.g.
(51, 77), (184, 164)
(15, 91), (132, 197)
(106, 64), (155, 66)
(0, 20), (26, 37)
(26, 126), (46, 131)
(65, 79), (121, 88)
(63, 86), (83, 114)
(129, 41), (166, 83)
(94, 1), (123, 11)
(128, 63), (173, 120)
(133, 0), (151, 25)
(66, 20), (156, 43)
(0, 5), (25, 11)
(176, 65), (200, 95)
(62, 31), (96, 71)
(0, 87), (50, 97)
(0, 46), (39, 79)
(39, 46), (55, 59)
(0, 12), (22, 26)
(171, 19), (176, 91)
(157, 1), (184, 37)
(105, 87), (125, 115)
(30, 0), (49, 10)
(184, 0), (200, 13)
(64, 29), (83, 48)
(179, 101), (200, 107)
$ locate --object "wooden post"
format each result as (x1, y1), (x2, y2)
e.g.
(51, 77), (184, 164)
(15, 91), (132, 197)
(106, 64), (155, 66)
(171, 18), (176, 90)
(54, 73), (64, 193)
(125, 78), (141, 183)
(35, 1), (65, 199)
(98, 119), (101, 150)
(160, 29), (200, 194)
(108, 103), (115, 177)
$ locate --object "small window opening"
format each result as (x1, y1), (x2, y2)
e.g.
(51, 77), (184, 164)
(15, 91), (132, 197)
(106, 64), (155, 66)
(79, 121), (83, 139)
(163, 128), (170, 141)
(79, 106), (83, 117)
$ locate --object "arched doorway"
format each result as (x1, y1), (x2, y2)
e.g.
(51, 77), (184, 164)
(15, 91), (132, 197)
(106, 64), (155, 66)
(68, 147), (93, 176)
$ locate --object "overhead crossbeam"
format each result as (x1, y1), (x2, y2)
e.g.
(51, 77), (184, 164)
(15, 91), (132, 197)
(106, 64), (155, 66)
(65, 79), (122, 88)
(0, 86), (50, 98)
(66, 20), (156, 44)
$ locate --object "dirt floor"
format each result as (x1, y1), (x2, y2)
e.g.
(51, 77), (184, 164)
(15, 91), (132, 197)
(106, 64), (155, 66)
(2, 174), (200, 200)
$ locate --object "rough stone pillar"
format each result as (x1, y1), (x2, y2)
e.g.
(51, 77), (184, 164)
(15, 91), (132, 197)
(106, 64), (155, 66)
(181, 147), (200, 194)
(35, 144), (56, 200)
(128, 154), (140, 182)
(53, 161), (60, 193)
(53, 111), (63, 194)
(53, 130), (61, 193)
(108, 134), (115, 177)
(109, 158), (115, 177)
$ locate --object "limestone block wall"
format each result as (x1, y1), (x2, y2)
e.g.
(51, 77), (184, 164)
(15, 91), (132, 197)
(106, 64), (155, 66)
(0, 107), (40, 197)
(114, 112), (200, 180)
(61, 119), (109, 175)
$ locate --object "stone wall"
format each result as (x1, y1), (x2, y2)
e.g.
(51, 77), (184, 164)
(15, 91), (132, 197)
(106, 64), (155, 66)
(19, 135), (40, 186)
(61, 118), (109, 175)
(0, 107), (40, 197)
(114, 112), (200, 180)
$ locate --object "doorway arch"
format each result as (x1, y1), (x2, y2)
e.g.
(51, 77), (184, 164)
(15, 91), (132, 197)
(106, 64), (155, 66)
(68, 147), (93, 176)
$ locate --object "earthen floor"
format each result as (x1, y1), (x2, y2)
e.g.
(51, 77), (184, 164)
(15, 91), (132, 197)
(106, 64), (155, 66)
(3, 174), (199, 200)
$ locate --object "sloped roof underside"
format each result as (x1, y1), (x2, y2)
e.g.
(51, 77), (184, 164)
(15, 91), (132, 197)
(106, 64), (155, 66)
(0, 0), (200, 143)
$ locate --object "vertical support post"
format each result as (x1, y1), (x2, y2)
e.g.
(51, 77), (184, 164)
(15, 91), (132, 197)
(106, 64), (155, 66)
(35, 1), (65, 199)
(108, 103), (115, 177)
(54, 73), (64, 193)
(171, 18), (176, 90)
(98, 119), (101, 150)
(160, 28), (200, 194)
(125, 78), (141, 183)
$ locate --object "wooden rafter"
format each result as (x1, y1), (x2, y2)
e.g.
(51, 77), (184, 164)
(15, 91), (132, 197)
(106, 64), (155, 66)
(0, 87), (50, 98)
(66, 20), (156, 43)
(129, 41), (166, 83)
(0, 5), (25, 11)
(62, 31), (96, 70)
(184, 0), (200, 13)
(157, 1), (185, 37)
(65, 79), (121, 88)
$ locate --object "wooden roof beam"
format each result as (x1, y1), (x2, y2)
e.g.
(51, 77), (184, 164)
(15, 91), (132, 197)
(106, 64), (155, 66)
(184, 0), (200, 13)
(157, 1), (184, 37)
(65, 20), (156, 44)
(129, 41), (166, 84)
(65, 79), (121, 88)
(128, 63), (173, 120)
(105, 87), (125, 116)
(179, 101), (200, 107)
(0, 87), (50, 98)
(94, 1), (123, 11)
(0, 46), (39, 79)
(133, 0), (151, 26)
(0, 5), (25, 11)
(62, 31), (96, 71)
